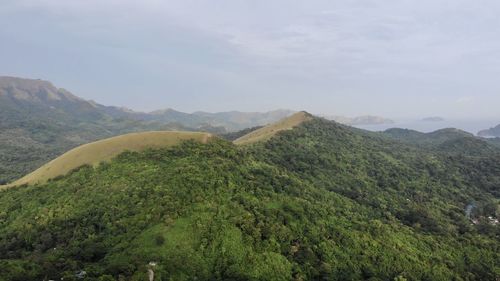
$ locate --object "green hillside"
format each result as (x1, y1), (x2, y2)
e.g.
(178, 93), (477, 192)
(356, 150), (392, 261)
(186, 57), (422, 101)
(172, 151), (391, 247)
(2, 131), (213, 188)
(0, 77), (290, 185)
(382, 128), (474, 146)
(0, 117), (499, 281)
(234, 111), (312, 145)
(0, 77), (202, 184)
(382, 128), (500, 156)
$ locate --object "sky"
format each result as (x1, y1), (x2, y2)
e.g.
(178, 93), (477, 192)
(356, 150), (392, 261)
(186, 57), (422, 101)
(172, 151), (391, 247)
(1, 0), (500, 119)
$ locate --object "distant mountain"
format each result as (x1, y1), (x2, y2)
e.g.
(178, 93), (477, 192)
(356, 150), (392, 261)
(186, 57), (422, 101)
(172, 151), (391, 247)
(149, 109), (295, 131)
(382, 127), (499, 156)
(0, 76), (294, 183)
(192, 110), (295, 131)
(478, 124), (500, 137)
(0, 76), (105, 121)
(383, 127), (473, 144)
(422, 116), (445, 122)
(0, 77), (194, 183)
(322, 114), (394, 125)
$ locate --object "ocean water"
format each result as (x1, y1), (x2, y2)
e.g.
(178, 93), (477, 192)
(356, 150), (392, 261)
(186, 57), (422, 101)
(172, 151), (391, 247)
(353, 119), (500, 136)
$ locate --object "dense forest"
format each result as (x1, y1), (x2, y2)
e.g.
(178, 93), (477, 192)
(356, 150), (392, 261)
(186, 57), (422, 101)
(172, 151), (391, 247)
(0, 118), (499, 280)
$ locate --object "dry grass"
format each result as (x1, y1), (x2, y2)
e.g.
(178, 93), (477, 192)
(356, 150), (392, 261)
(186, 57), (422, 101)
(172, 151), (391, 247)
(2, 131), (213, 189)
(234, 111), (312, 145)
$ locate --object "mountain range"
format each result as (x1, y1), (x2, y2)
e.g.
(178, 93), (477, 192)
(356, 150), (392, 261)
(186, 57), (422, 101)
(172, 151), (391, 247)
(321, 114), (394, 126)
(0, 77), (295, 183)
(0, 76), (396, 184)
(0, 112), (499, 280)
(381, 127), (500, 155)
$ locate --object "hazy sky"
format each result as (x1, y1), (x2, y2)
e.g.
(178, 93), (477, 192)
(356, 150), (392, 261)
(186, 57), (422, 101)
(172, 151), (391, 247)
(1, 0), (500, 118)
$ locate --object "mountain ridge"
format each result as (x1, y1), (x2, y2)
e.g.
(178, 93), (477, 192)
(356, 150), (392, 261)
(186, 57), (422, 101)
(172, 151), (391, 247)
(0, 114), (498, 280)
(0, 76), (296, 184)
(234, 111), (313, 145)
(1, 131), (214, 188)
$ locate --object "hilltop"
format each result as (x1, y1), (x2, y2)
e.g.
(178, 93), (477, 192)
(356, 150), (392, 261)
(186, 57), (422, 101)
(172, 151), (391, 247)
(0, 77), (196, 184)
(0, 114), (498, 281)
(381, 127), (500, 157)
(0, 76), (293, 184)
(234, 111), (312, 145)
(3, 131), (213, 188)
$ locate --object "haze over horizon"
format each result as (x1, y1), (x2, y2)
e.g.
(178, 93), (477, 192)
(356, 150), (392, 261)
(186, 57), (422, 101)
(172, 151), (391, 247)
(1, 0), (500, 119)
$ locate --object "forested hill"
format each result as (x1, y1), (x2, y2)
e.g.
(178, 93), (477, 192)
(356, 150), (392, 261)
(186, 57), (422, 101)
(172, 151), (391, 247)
(0, 77), (288, 184)
(381, 127), (500, 156)
(0, 116), (499, 280)
(0, 77), (203, 184)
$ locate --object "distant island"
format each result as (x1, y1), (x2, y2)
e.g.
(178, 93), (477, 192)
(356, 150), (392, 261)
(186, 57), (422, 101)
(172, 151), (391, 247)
(422, 117), (445, 122)
(478, 124), (500, 137)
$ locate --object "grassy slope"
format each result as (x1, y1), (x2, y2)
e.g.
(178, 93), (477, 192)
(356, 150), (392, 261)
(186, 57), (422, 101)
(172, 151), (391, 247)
(0, 95), (203, 184)
(2, 131), (213, 188)
(233, 111), (312, 145)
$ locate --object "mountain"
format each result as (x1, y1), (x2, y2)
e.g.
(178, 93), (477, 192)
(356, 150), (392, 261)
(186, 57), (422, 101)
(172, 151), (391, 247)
(383, 127), (474, 143)
(382, 128), (500, 156)
(0, 76), (105, 122)
(1, 113), (309, 188)
(3, 131), (213, 188)
(149, 109), (295, 132)
(322, 114), (394, 125)
(382, 128), (498, 156)
(0, 76), (294, 184)
(1, 114), (498, 280)
(0, 77), (197, 184)
(233, 111), (312, 145)
(192, 110), (296, 131)
(478, 124), (500, 137)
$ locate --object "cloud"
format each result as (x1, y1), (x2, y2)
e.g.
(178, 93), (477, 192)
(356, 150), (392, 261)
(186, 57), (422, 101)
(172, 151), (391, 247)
(1, 0), (500, 117)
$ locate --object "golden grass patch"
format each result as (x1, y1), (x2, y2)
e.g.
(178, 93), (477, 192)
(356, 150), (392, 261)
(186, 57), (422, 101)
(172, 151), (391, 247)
(2, 131), (213, 189)
(234, 111), (312, 145)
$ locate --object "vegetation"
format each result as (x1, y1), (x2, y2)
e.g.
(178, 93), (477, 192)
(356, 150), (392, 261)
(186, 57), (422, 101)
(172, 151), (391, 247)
(382, 128), (500, 156)
(221, 126), (264, 141)
(233, 112), (312, 145)
(2, 131), (213, 188)
(0, 80), (201, 184)
(0, 117), (498, 280)
(0, 77), (292, 184)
